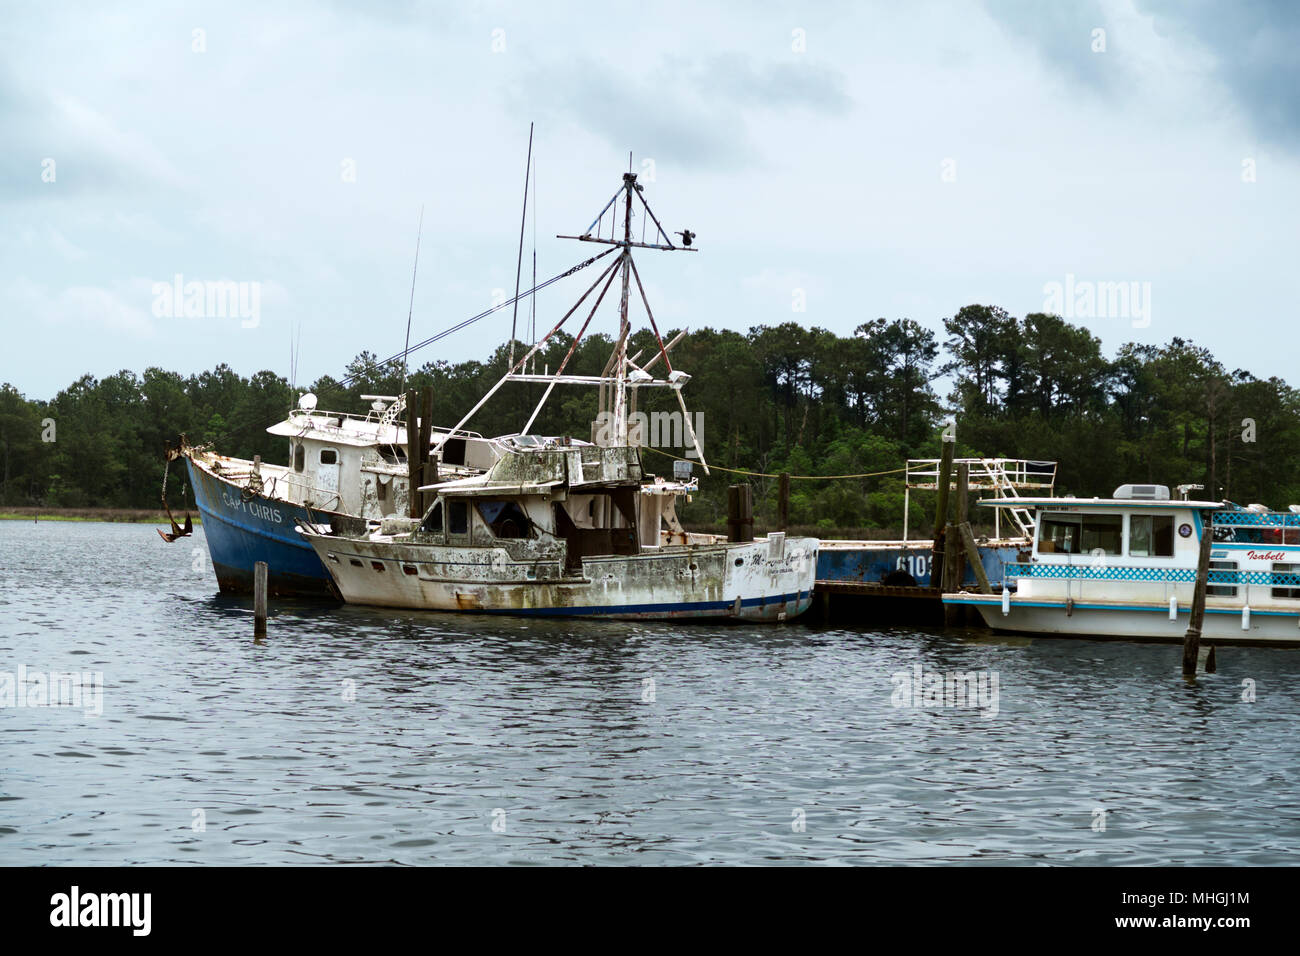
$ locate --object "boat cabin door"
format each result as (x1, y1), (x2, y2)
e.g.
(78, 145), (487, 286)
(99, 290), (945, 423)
(317, 447), (341, 499)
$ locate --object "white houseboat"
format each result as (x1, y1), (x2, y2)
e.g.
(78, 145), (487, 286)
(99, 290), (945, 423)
(943, 484), (1300, 645)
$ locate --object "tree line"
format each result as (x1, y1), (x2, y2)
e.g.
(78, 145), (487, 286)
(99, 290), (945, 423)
(3, 305), (1297, 532)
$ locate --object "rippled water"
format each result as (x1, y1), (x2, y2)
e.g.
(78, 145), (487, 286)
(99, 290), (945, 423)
(2, 520), (1298, 865)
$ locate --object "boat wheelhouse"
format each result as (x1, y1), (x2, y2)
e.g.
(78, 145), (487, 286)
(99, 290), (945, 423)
(943, 484), (1300, 645)
(171, 395), (499, 597)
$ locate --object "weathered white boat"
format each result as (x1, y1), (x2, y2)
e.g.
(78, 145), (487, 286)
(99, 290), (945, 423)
(943, 484), (1300, 645)
(299, 435), (817, 620)
(297, 169), (819, 621)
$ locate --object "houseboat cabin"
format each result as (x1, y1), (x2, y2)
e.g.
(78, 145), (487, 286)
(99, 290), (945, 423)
(943, 484), (1300, 645)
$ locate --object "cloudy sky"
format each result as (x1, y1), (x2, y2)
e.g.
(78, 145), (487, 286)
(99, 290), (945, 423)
(4, 0), (1298, 400)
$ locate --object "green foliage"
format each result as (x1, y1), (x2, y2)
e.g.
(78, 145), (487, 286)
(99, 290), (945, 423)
(5, 310), (1296, 526)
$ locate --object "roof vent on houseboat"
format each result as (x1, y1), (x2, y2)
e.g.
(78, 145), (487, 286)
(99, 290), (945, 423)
(1113, 483), (1170, 501)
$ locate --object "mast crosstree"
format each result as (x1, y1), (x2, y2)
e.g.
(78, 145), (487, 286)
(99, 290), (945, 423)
(446, 170), (708, 472)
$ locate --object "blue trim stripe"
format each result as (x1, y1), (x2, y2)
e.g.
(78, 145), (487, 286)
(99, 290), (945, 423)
(456, 590), (811, 617)
(945, 595), (1300, 618)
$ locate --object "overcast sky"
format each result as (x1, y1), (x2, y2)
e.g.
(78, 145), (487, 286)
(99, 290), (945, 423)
(4, 0), (1298, 400)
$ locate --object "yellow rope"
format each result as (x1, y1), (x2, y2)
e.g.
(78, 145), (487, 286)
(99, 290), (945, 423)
(642, 446), (910, 480)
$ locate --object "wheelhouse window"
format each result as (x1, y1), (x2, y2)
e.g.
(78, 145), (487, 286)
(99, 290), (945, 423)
(1129, 514), (1175, 558)
(320, 449), (338, 465)
(421, 501), (443, 533)
(476, 500), (530, 538)
(448, 500), (469, 535)
(293, 443), (305, 472)
(1037, 512), (1122, 556)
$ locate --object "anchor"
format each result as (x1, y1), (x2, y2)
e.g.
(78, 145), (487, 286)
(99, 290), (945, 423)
(157, 440), (194, 542)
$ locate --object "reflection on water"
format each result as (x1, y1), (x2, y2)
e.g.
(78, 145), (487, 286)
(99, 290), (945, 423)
(1, 520), (1298, 865)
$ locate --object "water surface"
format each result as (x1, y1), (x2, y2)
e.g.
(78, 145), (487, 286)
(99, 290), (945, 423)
(2, 520), (1297, 865)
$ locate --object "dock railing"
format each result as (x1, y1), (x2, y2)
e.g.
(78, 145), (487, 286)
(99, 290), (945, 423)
(902, 458), (1057, 540)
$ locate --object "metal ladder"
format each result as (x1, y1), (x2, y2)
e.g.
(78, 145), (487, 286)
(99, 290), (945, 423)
(981, 458), (1036, 538)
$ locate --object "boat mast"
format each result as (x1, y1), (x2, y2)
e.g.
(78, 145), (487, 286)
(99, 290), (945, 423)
(613, 172), (635, 446)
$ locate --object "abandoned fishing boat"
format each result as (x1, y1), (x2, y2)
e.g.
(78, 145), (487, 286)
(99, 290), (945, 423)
(165, 395), (499, 597)
(297, 170), (819, 620)
(299, 436), (817, 619)
(943, 483), (1300, 645)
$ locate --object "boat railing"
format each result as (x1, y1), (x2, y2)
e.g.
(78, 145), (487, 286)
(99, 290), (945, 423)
(1212, 509), (1300, 528)
(1005, 563), (1300, 588)
(284, 408), (486, 446)
(901, 458), (1055, 541)
(905, 458), (1057, 491)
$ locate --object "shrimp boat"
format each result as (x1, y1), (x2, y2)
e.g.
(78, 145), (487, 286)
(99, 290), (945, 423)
(943, 483), (1300, 645)
(165, 397), (499, 597)
(297, 171), (819, 620)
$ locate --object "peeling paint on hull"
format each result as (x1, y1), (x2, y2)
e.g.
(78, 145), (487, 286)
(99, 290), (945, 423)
(303, 533), (818, 622)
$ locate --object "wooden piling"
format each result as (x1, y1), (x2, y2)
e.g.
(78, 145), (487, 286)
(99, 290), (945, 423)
(777, 473), (791, 532)
(959, 521), (993, 594)
(727, 484), (753, 542)
(406, 388), (421, 518)
(420, 386), (437, 511)
(954, 462), (970, 586)
(931, 434), (955, 590)
(253, 561), (268, 637)
(1183, 509), (1213, 676)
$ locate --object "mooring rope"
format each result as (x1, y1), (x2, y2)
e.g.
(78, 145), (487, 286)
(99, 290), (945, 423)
(640, 446), (909, 480)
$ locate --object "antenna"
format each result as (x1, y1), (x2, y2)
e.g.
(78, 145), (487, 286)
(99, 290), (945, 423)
(398, 205), (424, 397)
(508, 123), (534, 370)
(530, 151), (537, 371)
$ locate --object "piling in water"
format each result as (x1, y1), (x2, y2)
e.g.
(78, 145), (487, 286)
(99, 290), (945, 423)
(726, 484), (753, 542)
(406, 388), (422, 519)
(931, 435), (955, 589)
(419, 386), (435, 512)
(1183, 509), (1213, 676)
(959, 521), (993, 594)
(254, 560), (268, 637)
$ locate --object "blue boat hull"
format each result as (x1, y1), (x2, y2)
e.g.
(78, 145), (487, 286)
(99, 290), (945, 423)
(186, 457), (340, 599)
(817, 541), (1024, 588)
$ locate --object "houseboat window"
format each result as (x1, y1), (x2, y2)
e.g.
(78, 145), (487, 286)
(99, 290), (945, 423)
(320, 449), (338, 465)
(1038, 513), (1079, 553)
(1082, 514), (1123, 555)
(377, 478), (387, 502)
(476, 500), (530, 539)
(1207, 560), (1238, 597)
(1037, 513), (1122, 555)
(293, 443), (305, 472)
(448, 500), (469, 535)
(422, 502), (443, 533)
(1129, 514), (1175, 557)
(1270, 562), (1300, 599)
